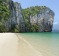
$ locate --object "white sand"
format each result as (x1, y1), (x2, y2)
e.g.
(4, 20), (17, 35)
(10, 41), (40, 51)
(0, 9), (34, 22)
(0, 33), (42, 56)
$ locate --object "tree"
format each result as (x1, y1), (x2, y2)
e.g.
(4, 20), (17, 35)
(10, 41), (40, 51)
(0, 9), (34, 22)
(22, 6), (47, 32)
(0, 0), (10, 32)
(0, 0), (10, 20)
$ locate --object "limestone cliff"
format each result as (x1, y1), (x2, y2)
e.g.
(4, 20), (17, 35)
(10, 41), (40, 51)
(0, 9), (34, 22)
(0, 0), (54, 32)
(22, 6), (54, 32)
(4, 0), (25, 32)
(5, 0), (16, 31)
(30, 7), (54, 32)
(14, 2), (25, 32)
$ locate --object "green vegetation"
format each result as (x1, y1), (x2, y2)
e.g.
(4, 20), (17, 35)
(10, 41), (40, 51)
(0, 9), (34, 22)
(0, 0), (10, 20)
(22, 6), (46, 32)
(0, 0), (10, 32)
(22, 6), (46, 17)
(0, 22), (7, 32)
(0, 0), (47, 33)
(31, 24), (39, 32)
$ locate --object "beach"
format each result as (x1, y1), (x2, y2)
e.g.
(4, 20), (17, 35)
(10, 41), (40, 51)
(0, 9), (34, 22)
(0, 33), (42, 56)
(0, 33), (59, 56)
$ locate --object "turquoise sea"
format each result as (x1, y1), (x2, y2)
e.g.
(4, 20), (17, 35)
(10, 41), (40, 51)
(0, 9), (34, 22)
(19, 32), (59, 56)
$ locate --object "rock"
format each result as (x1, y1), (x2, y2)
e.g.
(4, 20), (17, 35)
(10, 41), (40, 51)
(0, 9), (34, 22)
(4, 0), (25, 32)
(5, 0), (16, 31)
(14, 2), (25, 32)
(30, 7), (54, 32)
(3, 0), (54, 32)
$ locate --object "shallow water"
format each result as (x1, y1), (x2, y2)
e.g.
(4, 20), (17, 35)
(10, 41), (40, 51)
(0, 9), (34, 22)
(19, 32), (59, 56)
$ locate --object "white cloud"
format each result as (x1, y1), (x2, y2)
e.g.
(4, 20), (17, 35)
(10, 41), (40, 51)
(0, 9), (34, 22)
(53, 22), (58, 25)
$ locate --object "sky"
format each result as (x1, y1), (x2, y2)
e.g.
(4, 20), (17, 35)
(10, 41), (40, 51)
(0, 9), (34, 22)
(13, 0), (59, 31)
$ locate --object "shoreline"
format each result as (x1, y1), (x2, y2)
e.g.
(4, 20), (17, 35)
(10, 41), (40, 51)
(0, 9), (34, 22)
(0, 33), (43, 56)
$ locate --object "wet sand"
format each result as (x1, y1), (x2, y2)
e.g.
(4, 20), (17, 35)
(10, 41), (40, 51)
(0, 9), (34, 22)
(0, 33), (42, 56)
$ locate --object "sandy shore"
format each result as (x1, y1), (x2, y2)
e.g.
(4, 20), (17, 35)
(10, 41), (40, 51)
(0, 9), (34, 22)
(0, 33), (42, 56)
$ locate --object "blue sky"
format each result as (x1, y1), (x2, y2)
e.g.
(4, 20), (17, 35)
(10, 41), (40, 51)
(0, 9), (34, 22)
(13, 0), (59, 31)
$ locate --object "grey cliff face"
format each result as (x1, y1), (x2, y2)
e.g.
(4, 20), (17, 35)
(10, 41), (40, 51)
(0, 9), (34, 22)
(14, 2), (25, 32)
(4, 0), (54, 32)
(5, 0), (16, 31)
(5, 1), (25, 32)
(30, 7), (54, 32)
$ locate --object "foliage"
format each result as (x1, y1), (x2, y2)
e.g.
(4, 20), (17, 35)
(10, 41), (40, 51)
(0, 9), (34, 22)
(0, 0), (10, 32)
(0, 0), (10, 20)
(0, 2), (47, 32)
(31, 24), (39, 32)
(22, 6), (46, 32)
(0, 22), (7, 32)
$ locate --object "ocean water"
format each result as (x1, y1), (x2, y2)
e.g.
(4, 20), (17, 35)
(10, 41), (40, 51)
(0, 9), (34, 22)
(19, 32), (59, 56)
